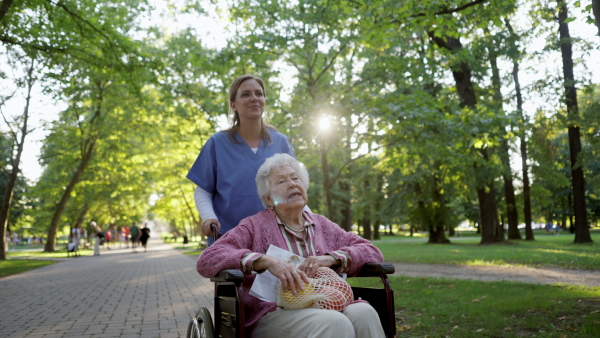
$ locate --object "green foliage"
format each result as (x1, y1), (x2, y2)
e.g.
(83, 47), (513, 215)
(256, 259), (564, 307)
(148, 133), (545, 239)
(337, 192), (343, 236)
(3, 0), (599, 246)
(0, 134), (30, 230)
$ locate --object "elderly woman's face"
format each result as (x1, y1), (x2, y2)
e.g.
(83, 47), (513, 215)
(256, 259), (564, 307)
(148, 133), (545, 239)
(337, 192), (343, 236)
(267, 166), (307, 209)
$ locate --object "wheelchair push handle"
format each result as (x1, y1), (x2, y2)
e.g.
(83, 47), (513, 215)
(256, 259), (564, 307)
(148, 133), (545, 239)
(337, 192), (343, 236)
(210, 223), (222, 241)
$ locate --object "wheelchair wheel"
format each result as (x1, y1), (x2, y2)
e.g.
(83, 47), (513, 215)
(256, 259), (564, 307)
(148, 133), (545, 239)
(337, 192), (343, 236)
(186, 307), (215, 338)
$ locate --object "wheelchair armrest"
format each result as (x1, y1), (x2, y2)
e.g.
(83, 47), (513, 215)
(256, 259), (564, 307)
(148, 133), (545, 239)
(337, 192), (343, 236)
(210, 269), (245, 284)
(355, 262), (395, 277)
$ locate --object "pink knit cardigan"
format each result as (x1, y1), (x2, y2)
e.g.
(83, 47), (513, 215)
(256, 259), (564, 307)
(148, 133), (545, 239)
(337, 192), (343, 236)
(196, 208), (384, 328)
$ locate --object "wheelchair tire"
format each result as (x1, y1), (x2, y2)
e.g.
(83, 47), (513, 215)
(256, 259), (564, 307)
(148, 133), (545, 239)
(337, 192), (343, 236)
(186, 307), (215, 338)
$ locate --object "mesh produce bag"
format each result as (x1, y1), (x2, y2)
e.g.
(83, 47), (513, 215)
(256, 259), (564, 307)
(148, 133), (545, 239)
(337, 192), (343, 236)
(277, 266), (354, 311)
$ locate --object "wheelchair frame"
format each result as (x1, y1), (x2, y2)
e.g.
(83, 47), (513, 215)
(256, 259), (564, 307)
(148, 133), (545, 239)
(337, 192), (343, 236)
(187, 262), (396, 338)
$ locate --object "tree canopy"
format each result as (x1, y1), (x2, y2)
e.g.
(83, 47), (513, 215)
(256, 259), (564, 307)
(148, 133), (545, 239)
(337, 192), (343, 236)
(1, 0), (598, 253)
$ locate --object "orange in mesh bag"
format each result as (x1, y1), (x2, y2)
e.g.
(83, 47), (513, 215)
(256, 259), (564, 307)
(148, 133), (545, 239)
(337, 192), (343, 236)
(277, 266), (354, 312)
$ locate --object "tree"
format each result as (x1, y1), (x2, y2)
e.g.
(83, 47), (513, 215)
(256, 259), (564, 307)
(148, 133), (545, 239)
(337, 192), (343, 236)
(485, 28), (521, 240)
(0, 50), (37, 259)
(504, 17), (535, 240)
(592, 0), (600, 37)
(0, 0), (151, 68)
(556, 0), (592, 243)
(225, 0), (385, 229)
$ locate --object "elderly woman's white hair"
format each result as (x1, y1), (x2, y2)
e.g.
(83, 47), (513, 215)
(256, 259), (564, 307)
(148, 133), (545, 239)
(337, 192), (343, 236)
(256, 153), (309, 208)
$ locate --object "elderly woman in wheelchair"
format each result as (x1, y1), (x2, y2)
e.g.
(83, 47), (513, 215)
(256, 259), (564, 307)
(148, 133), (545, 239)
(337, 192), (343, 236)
(196, 153), (386, 337)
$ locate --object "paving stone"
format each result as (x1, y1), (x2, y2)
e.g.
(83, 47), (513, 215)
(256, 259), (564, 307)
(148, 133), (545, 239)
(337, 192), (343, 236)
(0, 238), (213, 337)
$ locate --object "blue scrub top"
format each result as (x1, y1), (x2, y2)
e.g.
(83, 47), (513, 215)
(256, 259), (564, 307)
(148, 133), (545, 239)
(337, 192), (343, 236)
(187, 129), (296, 241)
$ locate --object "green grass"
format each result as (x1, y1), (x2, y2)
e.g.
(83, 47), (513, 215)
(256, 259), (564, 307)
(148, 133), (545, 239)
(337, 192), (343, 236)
(374, 231), (600, 270)
(7, 248), (93, 258)
(0, 259), (56, 277)
(0, 244), (93, 278)
(177, 246), (203, 257)
(350, 276), (600, 337)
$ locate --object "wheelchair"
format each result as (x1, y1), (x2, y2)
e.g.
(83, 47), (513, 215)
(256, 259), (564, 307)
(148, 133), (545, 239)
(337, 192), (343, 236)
(187, 262), (396, 338)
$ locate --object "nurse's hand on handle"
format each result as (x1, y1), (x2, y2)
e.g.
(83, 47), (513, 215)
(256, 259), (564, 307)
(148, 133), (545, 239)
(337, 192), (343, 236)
(201, 219), (221, 237)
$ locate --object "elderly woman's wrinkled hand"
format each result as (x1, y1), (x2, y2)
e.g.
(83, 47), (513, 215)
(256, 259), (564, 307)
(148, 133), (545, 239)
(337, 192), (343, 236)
(255, 255), (310, 295)
(298, 255), (339, 278)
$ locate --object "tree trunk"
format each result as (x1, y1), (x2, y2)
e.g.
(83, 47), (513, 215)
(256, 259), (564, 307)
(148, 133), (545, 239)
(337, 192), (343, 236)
(478, 180), (501, 244)
(501, 138), (521, 240)
(372, 174), (383, 240)
(557, 0), (592, 243)
(505, 18), (534, 240)
(511, 61), (535, 240)
(44, 138), (97, 252)
(489, 46), (521, 240)
(0, 57), (33, 260)
(0, 0), (13, 21)
(179, 184), (204, 241)
(432, 171), (450, 244)
(361, 175), (372, 240)
(361, 216), (371, 240)
(339, 180), (352, 232)
(593, 0), (600, 37)
(339, 116), (353, 231)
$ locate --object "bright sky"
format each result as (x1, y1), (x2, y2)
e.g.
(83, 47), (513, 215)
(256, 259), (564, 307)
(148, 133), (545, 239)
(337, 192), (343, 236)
(6, 1), (600, 183)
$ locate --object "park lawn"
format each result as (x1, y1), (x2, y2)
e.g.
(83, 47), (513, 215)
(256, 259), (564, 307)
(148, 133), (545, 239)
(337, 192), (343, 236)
(182, 248), (202, 257)
(350, 276), (600, 337)
(0, 247), (94, 278)
(167, 242), (203, 257)
(0, 259), (56, 277)
(375, 231), (600, 270)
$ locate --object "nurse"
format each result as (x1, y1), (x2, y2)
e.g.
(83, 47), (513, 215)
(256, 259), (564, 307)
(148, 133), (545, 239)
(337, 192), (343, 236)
(187, 74), (296, 245)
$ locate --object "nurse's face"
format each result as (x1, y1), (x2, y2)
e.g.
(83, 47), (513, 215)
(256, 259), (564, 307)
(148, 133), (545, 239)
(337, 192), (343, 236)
(230, 79), (265, 123)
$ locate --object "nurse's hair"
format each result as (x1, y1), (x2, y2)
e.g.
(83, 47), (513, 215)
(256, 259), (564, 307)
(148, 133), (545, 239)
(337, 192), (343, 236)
(256, 153), (309, 208)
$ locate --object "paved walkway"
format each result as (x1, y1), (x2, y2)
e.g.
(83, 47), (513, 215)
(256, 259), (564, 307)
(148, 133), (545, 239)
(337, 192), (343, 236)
(0, 238), (213, 337)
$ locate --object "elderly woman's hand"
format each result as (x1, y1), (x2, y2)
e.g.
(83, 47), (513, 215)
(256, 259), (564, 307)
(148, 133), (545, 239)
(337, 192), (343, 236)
(201, 219), (221, 237)
(254, 255), (310, 295)
(298, 255), (340, 278)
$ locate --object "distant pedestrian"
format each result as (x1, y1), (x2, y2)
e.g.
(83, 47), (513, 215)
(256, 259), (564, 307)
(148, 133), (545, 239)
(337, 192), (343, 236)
(124, 225), (130, 248)
(104, 226), (112, 250)
(130, 223), (140, 253)
(118, 227), (126, 249)
(70, 223), (83, 253)
(11, 231), (18, 248)
(140, 223), (151, 253)
(91, 222), (102, 256)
